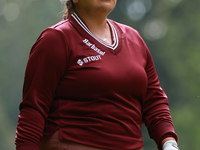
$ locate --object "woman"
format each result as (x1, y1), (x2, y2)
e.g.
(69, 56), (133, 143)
(15, 0), (180, 150)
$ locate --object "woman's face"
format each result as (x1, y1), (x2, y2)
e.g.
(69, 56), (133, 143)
(73, 0), (117, 15)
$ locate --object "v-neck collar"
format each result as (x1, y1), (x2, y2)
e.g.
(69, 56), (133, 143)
(69, 13), (123, 55)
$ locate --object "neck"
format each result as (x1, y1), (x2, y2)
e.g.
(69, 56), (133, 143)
(75, 10), (112, 44)
(75, 10), (108, 32)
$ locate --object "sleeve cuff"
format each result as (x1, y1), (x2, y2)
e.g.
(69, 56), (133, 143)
(149, 122), (178, 150)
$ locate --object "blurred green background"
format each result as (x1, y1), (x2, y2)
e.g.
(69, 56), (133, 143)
(0, 0), (199, 149)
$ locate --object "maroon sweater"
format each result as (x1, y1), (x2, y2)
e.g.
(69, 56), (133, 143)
(15, 13), (177, 150)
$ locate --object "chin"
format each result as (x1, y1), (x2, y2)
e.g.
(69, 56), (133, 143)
(98, 1), (116, 11)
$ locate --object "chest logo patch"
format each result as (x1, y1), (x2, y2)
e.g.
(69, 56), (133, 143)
(77, 39), (105, 66)
(83, 39), (105, 56)
(77, 55), (102, 66)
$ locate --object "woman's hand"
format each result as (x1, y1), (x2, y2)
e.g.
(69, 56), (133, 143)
(162, 140), (180, 150)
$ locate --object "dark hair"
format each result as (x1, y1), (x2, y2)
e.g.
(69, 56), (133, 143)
(63, 0), (75, 20)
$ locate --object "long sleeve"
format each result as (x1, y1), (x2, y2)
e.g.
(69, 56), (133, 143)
(142, 45), (178, 150)
(15, 28), (68, 150)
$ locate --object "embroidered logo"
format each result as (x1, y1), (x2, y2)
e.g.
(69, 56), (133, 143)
(77, 55), (102, 66)
(77, 59), (84, 66)
(83, 39), (105, 56)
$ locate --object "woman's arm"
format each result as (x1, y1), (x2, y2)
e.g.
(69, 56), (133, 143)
(15, 28), (68, 150)
(141, 39), (178, 150)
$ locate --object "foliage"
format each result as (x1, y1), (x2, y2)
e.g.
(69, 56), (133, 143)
(0, 0), (199, 149)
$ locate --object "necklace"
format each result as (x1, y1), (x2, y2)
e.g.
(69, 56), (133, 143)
(103, 24), (107, 41)
(103, 23), (108, 41)
(94, 23), (108, 42)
